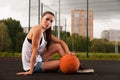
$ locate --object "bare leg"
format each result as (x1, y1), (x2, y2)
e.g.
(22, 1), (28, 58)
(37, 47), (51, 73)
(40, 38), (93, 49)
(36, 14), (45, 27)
(42, 43), (66, 72)
(44, 60), (60, 72)
(42, 43), (66, 61)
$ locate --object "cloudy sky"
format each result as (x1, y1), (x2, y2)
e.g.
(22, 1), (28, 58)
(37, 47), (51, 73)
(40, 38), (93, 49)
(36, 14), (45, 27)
(0, 0), (120, 38)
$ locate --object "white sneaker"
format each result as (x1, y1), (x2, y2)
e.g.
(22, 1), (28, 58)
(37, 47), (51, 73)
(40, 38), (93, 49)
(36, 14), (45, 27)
(77, 64), (94, 73)
(77, 68), (94, 73)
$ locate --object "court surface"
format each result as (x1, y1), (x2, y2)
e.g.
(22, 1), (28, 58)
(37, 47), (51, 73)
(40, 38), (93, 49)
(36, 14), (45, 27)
(0, 57), (120, 80)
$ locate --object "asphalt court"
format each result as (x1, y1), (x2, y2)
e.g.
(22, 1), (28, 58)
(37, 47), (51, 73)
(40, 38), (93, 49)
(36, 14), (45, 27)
(0, 58), (120, 80)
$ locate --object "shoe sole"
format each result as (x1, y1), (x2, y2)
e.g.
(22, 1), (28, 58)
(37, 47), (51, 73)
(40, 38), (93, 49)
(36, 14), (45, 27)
(77, 69), (94, 73)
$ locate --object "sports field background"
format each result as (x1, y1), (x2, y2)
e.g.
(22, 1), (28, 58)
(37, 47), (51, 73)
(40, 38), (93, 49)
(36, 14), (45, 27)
(0, 52), (120, 60)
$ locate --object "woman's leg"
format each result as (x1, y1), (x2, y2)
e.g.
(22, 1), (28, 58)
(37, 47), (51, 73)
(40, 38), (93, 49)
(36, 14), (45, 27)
(42, 43), (66, 71)
(42, 43), (66, 61)
(43, 60), (60, 72)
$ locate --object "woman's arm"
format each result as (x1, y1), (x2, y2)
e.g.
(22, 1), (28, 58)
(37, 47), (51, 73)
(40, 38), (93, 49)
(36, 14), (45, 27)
(29, 28), (42, 74)
(16, 27), (42, 75)
(51, 35), (71, 54)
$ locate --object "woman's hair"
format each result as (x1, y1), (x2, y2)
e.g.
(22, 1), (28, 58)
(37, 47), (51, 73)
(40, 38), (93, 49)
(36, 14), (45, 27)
(42, 11), (55, 49)
(42, 11), (55, 18)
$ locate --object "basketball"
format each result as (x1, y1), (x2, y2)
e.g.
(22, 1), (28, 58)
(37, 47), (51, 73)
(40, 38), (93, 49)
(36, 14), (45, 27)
(59, 54), (80, 74)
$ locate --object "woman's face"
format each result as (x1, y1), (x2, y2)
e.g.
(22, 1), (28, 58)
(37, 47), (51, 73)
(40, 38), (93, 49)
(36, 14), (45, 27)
(41, 14), (54, 29)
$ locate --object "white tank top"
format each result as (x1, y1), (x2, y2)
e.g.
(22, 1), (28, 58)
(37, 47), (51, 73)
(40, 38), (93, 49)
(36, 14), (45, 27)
(22, 34), (47, 71)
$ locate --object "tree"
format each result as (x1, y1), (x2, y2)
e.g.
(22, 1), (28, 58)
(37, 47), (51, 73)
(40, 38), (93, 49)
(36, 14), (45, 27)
(0, 22), (11, 52)
(60, 31), (70, 42)
(66, 33), (87, 52)
(52, 30), (70, 42)
(2, 18), (24, 53)
(90, 39), (114, 53)
(15, 32), (26, 52)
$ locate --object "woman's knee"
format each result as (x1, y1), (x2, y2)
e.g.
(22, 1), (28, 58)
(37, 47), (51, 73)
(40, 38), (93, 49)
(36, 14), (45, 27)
(55, 43), (63, 50)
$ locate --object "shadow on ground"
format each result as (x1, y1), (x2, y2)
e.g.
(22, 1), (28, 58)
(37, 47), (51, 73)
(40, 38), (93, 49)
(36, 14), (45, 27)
(0, 58), (120, 80)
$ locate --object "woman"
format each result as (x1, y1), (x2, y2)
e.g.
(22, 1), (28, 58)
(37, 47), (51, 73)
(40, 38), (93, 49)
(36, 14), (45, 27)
(16, 11), (72, 75)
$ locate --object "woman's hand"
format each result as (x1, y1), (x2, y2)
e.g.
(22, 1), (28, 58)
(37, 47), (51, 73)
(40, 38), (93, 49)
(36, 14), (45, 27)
(16, 71), (32, 76)
(68, 52), (75, 55)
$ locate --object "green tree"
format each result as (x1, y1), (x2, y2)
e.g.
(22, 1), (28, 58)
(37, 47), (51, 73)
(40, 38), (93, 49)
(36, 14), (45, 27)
(66, 33), (87, 52)
(60, 31), (70, 42)
(0, 22), (11, 52)
(2, 18), (24, 53)
(90, 39), (114, 53)
(52, 30), (70, 42)
(15, 32), (26, 52)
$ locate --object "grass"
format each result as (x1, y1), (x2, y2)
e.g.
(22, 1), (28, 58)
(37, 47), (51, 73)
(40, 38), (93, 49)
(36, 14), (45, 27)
(0, 52), (21, 58)
(0, 52), (120, 60)
(52, 52), (120, 60)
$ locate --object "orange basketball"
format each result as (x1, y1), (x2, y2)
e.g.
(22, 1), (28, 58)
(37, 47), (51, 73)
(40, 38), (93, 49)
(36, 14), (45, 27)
(59, 54), (80, 74)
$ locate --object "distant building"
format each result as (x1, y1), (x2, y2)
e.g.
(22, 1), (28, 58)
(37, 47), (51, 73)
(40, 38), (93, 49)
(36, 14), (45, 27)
(23, 27), (29, 33)
(101, 30), (109, 40)
(101, 30), (120, 41)
(71, 9), (93, 40)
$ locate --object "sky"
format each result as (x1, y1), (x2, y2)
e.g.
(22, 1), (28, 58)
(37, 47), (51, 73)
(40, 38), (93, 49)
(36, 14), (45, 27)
(0, 0), (120, 38)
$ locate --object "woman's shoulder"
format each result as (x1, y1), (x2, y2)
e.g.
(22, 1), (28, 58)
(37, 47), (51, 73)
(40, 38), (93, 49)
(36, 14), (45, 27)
(31, 25), (42, 31)
(28, 25), (42, 35)
(32, 25), (40, 29)
(27, 25), (42, 39)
